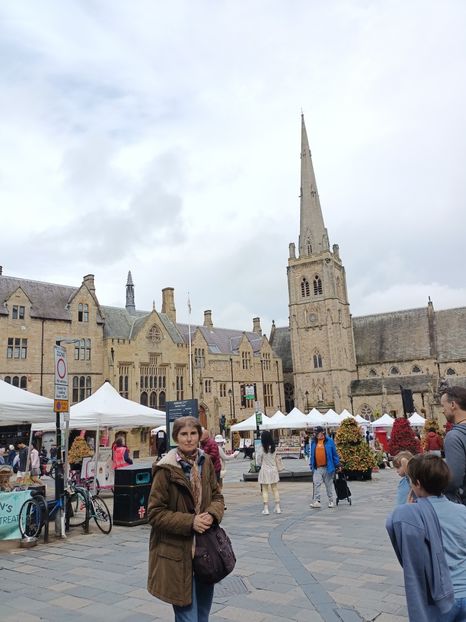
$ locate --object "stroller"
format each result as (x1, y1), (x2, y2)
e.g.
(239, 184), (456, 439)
(334, 471), (352, 505)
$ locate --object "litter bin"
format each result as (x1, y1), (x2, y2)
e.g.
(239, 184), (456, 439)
(113, 464), (153, 526)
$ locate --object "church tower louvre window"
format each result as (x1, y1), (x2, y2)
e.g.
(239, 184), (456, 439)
(301, 277), (310, 298)
(313, 352), (323, 369)
(313, 275), (322, 296)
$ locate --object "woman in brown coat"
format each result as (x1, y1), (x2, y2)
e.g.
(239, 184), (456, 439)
(147, 416), (224, 622)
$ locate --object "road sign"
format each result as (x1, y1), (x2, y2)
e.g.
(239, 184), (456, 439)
(166, 399), (199, 448)
(255, 412), (263, 426)
(54, 345), (68, 402)
(54, 400), (69, 412)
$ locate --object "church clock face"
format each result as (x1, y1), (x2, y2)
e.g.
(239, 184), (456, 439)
(309, 312), (318, 325)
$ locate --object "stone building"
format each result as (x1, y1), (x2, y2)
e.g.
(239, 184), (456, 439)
(270, 116), (466, 421)
(0, 268), (283, 454)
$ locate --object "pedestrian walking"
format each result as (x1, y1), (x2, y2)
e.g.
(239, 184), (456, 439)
(441, 386), (466, 502)
(147, 415), (224, 622)
(257, 430), (281, 515)
(15, 441), (28, 483)
(214, 434), (239, 490)
(424, 427), (444, 456)
(30, 443), (41, 483)
(7, 444), (16, 467)
(387, 454), (466, 621)
(309, 426), (340, 508)
(200, 429), (222, 483)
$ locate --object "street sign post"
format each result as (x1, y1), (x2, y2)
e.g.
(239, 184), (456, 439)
(53, 344), (68, 535)
(166, 399), (199, 449)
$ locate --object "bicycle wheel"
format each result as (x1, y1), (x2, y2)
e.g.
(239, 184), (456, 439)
(67, 489), (88, 528)
(92, 496), (112, 534)
(18, 496), (44, 538)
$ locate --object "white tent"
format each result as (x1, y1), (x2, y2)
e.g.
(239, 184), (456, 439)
(307, 408), (326, 427)
(354, 414), (369, 425)
(0, 379), (55, 425)
(408, 412), (426, 427)
(370, 413), (395, 428)
(340, 409), (355, 421)
(321, 409), (341, 426)
(266, 410), (288, 430)
(277, 407), (309, 429)
(31, 381), (165, 431)
(230, 412), (272, 431)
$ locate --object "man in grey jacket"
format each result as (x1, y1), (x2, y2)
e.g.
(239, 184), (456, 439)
(441, 386), (466, 502)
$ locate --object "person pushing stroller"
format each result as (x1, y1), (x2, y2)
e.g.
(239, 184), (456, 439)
(309, 426), (340, 508)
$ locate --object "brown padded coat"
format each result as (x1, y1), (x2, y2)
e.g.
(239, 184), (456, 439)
(147, 449), (224, 607)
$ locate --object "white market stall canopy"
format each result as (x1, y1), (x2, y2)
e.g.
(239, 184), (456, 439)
(277, 407), (309, 429)
(340, 409), (355, 421)
(0, 379), (55, 425)
(408, 412), (426, 426)
(230, 412), (272, 431)
(307, 408), (326, 427)
(321, 409), (341, 426)
(354, 414), (369, 425)
(370, 413), (395, 428)
(31, 381), (165, 432)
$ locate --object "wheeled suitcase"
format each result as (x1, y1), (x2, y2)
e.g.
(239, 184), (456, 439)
(334, 472), (352, 505)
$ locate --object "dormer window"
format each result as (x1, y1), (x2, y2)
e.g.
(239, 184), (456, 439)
(78, 303), (89, 322)
(12, 305), (25, 320)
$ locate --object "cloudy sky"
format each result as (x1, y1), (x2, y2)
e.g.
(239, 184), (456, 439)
(1, 1), (466, 334)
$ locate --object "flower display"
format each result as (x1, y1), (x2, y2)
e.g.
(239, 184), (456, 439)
(335, 418), (377, 471)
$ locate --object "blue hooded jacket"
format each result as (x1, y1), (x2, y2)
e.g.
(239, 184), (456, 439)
(309, 434), (340, 473)
(386, 497), (455, 621)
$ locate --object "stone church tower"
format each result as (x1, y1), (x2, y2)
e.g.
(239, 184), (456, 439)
(287, 116), (357, 413)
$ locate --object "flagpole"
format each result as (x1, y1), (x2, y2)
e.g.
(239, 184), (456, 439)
(188, 293), (193, 398)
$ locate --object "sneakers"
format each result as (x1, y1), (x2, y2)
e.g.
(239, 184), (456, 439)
(328, 501), (335, 508)
(274, 504), (282, 514)
(310, 500), (321, 508)
(262, 507), (270, 515)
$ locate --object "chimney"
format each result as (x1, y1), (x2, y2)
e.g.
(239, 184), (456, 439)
(83, 274), (95, 293)
(252, 317), (262, 335)
(204, 310), (213, 328)
(162, 287), (176, 323)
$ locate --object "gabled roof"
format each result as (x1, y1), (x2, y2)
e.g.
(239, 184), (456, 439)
(350, 374), (433, 396)
(102, 306), (185, 344)
(177, 324), (264, 355)
(0, 275), (78, 321)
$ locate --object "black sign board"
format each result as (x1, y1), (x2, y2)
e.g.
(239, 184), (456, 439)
(166, 399), (199, 448)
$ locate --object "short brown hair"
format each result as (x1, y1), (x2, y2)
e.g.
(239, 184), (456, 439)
(442, 386), (466, 411)
(172, 416), (202, 442)
(406, 454), (450, 496)
(392, 451), (413, 468)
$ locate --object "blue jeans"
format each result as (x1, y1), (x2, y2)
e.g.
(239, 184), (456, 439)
(173, 575), (214, 622)
(446, 598), (466, 622)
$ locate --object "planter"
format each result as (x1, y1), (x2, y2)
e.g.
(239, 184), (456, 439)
(342, 468), (372, 481)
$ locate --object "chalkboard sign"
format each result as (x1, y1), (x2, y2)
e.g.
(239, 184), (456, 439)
(166, 400), (199, 448)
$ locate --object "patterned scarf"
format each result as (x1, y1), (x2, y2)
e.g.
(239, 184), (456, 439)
(177, 448), (202, 513)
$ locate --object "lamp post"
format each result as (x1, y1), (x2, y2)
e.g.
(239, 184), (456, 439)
(229, 357), (236, 418)
(275, 360), (282, 411)
(228, 389), (233, 422)
(305, 390), (310, 413)
(260, 358), (267, 415)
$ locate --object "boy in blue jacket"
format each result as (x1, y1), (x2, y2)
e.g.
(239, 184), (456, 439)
(387, 454), (466, 621)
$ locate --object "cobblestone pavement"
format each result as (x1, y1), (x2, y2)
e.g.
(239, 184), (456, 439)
(0, 459), (408, 621)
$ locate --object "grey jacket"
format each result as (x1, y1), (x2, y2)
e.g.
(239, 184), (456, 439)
(386, 498), (455, 621)
(444, 424), (466, 501)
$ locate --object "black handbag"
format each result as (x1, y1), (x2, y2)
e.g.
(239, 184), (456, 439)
(182, 488), (236, 584)
(193, 524), (236, 584)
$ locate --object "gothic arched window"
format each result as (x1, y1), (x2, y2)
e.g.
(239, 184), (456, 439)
(301, 277), (310, 298)
(313, 275), (323, 295)
(147, 324), (162, 344)
(306, 238), (312, 255)
(360, 404), (373, 419)
(313, 352), (323, 369)
(446, 368), (457, 376)
(389, 366), (400, 375)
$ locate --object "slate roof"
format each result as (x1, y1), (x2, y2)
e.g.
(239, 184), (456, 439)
(350, 374), (433, 396)
(177, 324), (264, 355)
(353, 308), (431, 365)
(435, 307), (466, 361)
(0, 275), (102, 322)
(269, 326), (293, 372)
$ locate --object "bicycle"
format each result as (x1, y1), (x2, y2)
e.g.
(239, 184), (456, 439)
(67, 485), (112, 534)
(18, 483), (112, 539)
(69, 468), (101, 496)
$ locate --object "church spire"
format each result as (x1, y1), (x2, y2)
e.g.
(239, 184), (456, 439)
(125, 270), (136, 314)
(299, 114), (329, 256)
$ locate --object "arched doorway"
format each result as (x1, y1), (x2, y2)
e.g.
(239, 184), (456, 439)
(199, 404), (207, 429)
